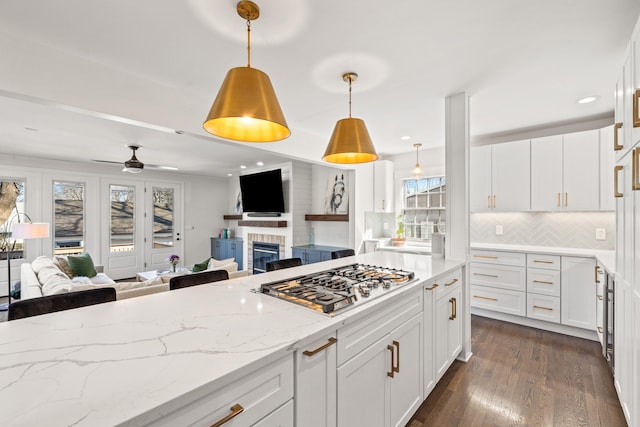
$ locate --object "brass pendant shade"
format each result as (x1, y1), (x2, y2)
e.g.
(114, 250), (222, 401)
(412, 143), (423, 177)
(203, 66), (290, 142)
(203, 1), (290, 142)
(323, 72), (378, 164)
(322, 118), (378, 163)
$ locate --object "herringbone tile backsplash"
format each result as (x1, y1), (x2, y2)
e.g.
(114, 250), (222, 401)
(471, 212), (615, 250)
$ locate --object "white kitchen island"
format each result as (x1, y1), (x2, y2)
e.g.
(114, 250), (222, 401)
(1, 252), (466, 427)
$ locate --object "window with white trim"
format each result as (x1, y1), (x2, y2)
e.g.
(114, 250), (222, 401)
(401, 176), (446, 241)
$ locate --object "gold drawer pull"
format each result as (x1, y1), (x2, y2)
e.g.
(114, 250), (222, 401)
(473, 255), (498, 259)
(633, 148), (640, 191)
(533, 280), (554, 285)
(211, 404), (244, 427)
(487, 195), (491, 209)
(493, 195), (496, 209)
(565, 192), (568, 207)
(392, 340), (400, 373)
(598, 326), (604, 333)
(595, 265), (600, 283)
(473, 295), (498, 301)
(533, 305), (553, 311)
(425, 283), (439, 291)
(449, 297), (457, 320)
(634, 89), (640, 127)
(557, 193), (561, 207)
(614, 122), (623, 151)
(533, 259), (553, 264)
(473, 273), (498, 278)
(445, 278), (459, 287)
(303, 337), (337, 357)
(387, 344), (395, 378)
(614, 165), (623, 197)
(598, 295), (604, 301)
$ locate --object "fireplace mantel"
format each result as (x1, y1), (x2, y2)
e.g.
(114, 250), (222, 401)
(238, 220), (287, 228)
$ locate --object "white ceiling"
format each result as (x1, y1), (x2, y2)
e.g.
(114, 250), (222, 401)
(0, 0), (638, 177)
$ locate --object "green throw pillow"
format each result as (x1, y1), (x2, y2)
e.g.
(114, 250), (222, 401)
(192, 257), (211, 273)
(67, 252), (98, 278)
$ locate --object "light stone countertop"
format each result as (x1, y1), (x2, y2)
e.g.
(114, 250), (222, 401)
(1, 251), (465, 427)
(470, 242), (616, 274)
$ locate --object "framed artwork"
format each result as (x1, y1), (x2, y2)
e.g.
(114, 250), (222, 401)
(324, 173), (348, 214)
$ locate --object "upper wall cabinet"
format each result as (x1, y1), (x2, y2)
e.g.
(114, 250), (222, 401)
(470, 140), (531, 212)
(531, 129), (600, 212)
(373, 160), (394, 212)
(632, 27), (640, 151)
(600, 125), (616, 211)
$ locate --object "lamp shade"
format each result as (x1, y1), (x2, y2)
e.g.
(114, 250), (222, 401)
(203, 67), (290, 142)
(322, 117), (379, 164)
(12, 222), (49, 239)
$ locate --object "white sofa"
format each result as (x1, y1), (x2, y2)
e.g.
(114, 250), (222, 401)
(20, 256), (250, 301)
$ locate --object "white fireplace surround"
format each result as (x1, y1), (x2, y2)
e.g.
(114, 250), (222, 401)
(247, 233), (286, 272)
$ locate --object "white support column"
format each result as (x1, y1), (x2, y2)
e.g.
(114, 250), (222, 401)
(445, 92), (472, 361)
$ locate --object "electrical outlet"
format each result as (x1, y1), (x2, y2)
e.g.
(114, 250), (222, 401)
(383, 222), (388, 230)
(595, 228), (606, 240)
(496, 225), (503, 235)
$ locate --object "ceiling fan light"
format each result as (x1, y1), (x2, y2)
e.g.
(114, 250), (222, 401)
(123, 166), (143, 174)
(322, 118), (378, 164)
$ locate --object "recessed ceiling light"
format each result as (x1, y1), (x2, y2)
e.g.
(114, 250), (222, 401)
(401, 136), (411, 140)
(240, 165), (247, 169)
(577, 96), (599, 104)
(227, 173), (233, 177)
(256, 161), (264, 166)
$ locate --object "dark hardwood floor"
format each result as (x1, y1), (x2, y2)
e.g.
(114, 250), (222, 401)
(408, 315), (626, 427)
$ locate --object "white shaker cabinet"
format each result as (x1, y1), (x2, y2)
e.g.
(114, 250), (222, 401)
(422, 280), (436, 398)
(295, 332), (337, 427)
(336, 313), (422, 427)
(374, 159), (394, 212)
(560, 256), (596, 330)
(600, 125), (616, 211)
(470, 140), (530, 212)
(434, 277), (462, 381)
(531, 130), (600, 211)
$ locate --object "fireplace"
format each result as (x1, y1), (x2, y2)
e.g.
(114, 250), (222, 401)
(247, 233), (286, 273)
(252, 242), (280, 274)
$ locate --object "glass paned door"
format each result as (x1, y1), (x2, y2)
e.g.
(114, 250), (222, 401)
(104, 182), (144, 280)
(53, 181), (85, 256)
(146, 183), (182, 272)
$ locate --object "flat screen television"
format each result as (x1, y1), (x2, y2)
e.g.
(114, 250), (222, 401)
(239, 169), (286, 214)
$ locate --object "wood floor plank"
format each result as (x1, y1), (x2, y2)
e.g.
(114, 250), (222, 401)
(408, 315), (626, 426)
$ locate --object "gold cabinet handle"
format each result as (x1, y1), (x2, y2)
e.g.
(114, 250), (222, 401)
(210, 404), (244, 427)
(493, 195), (496, 209)
(392, 340), (400, 374)
(614, 165), (624, 197)
(533, 259), (553, 264)
(445, 278), (459, 287)
(473, 273), (499, 278)
(598, 295), (604, 301)
(449, 297), (457, 320)
(634, 89), (640, 127)
(453, 297), (457, 319)
(595, 265), (600, 283)
(473, 295), (498, 301)
(533, 305), (553, 311)
(633, 148), (640, 191)
(487, 195), (491, 209)
(557, 192), (561, 207)
(303, 337), (337, 357)
(614, 122), (623, 151)
(425, 283), (439, 291)
(387, 344), (395, 378)
(565, 192), (568, 208)
(598, 326), (604, 333)
(473, 255), (498, 259)
(533, 280), (554, 285)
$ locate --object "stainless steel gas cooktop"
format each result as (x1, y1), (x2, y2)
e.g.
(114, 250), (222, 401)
(259, 263), (416, 315)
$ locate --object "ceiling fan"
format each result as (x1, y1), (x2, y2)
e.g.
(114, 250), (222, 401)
(92, 145), (178, 173)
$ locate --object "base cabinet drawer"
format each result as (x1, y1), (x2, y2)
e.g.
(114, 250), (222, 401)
(526, 254), (561, 270)
(527, 294), (561, 323)
(471, 250), (526, 266)
(147, 355), (293, 427)
(470, 263), (526, 292)
(253, 400), (294, 427)
(527, 268), (561, 297)
(470, 285), (526, 317)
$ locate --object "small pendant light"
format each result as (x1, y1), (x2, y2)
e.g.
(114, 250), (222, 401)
(323, 72), (378, 164)
(203, 1), (290, 142)
(412, 143), (423, 177)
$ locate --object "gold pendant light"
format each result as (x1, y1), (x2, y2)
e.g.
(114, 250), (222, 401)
(203, 1), (290, 142)
(412, 143), (423, 177)
(323, 72), (378, 164)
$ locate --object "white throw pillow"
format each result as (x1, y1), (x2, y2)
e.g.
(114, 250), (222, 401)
(208, 257), (235, 269)
(208, 262), (238, 273)
(39, 266), (74, 295)
(31, 256), (56, 274)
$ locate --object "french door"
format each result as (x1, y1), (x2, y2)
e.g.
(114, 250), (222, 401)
(102, 180), (182, 280)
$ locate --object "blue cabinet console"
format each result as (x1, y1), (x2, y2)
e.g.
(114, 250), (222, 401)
(292, 244), (351, 265)
(211, 238), (243, 269)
